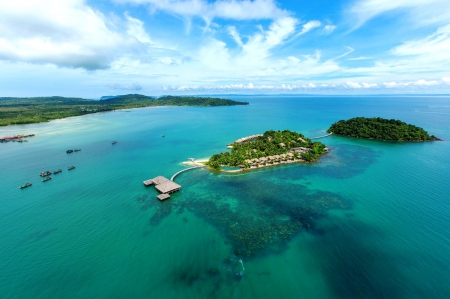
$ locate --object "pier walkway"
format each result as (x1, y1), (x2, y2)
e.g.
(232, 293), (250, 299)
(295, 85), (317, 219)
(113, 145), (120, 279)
(310, 133), (333, 140)
(171, 166), (206, 181)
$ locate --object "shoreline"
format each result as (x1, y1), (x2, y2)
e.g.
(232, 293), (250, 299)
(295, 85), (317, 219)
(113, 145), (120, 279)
(182, 157), (314, 173)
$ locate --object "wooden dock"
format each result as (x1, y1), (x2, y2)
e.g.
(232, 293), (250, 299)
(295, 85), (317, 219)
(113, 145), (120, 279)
(143, 175), (181, 200)
(157, 193), (170, 201)
(143, 165), (205, 200)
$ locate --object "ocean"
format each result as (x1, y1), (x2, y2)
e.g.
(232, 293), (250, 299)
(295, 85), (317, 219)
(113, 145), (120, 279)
(1, 95), (449, 299)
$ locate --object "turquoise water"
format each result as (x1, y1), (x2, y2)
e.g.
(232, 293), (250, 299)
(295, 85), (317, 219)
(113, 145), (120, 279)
(1, 96), (450, 298)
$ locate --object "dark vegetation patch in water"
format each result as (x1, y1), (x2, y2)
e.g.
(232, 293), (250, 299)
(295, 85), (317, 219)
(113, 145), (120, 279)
(137, 144), (375, 260)
(168, 258), (242, 298)
(141, 170), (350, 260)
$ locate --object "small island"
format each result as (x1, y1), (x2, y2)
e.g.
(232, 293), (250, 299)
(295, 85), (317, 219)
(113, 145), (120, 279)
(327, 117), (439, 141)
(206, 130), (328, 171)
(0, 94), (249, 126)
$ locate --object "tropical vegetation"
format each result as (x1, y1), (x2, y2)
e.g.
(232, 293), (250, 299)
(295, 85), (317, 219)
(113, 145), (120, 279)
(327, 117), (438, 141)
(0, 94), (248, 126)
(207, 130), (327, 170)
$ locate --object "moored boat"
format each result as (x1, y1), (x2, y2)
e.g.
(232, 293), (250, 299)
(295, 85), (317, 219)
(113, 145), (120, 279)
(42, 177), (51, 182)
(68, 166), (75, 170)
(53, 169), (62, 174)
(112, 140), (117, 144)
(74, 149), (81, 152)
(66, 150), (73, 153)
(40, 171), (52, 177)
(19, 182), (32, 189)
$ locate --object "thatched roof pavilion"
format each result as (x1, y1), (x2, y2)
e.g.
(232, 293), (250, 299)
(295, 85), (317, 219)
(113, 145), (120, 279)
(152, 176), (169, 185)
(155, 180), (181, 194)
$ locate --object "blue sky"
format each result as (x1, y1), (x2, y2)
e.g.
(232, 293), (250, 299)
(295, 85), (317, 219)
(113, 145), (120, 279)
(1, 0), (450, 97)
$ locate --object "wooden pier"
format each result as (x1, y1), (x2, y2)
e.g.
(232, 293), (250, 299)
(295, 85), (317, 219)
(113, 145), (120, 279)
(143, 175), (181, 200)
(171, 166), (206, 181)
(143, 165), (206, 200)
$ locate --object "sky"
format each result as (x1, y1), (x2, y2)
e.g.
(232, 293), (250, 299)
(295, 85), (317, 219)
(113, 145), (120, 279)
(1, 0), (450, 97)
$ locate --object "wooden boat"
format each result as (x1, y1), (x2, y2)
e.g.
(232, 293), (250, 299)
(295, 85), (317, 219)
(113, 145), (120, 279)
(19, 182), (32, 189)
(42, 177), (51, 182)
(112, 140), (117, 144)
(68, 166), (75, 170)
(66, 150), (73, 154)
(53, 169), (62, 174)
(74, 149), (81, 152)
(40, 171), (52, 177)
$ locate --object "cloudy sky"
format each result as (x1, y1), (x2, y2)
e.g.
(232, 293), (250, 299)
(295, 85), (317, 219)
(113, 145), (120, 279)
(1, 0), (450, 97)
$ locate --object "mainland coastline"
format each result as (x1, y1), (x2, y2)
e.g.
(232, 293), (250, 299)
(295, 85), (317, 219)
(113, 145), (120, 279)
(0, 94), (249, 126)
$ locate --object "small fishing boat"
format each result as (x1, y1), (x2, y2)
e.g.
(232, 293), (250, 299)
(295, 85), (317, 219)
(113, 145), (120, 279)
(112, 140), (117, 144)
(42, 177), (51, 182)
(40, 171), (52, 177)
(66, 150), (73, 154)
(68, 166), (75, 170)
(53, 169), (62, 174)
(19, 182), (32, 189)
(74, 149), (81, 152)
(161, 134), (165, 137)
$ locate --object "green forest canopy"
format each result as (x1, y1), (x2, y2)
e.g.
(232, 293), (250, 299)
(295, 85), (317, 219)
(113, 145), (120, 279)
(327, 117), (438, 141)
(0, 94), (249, 126)
(207, 130), (327, 170)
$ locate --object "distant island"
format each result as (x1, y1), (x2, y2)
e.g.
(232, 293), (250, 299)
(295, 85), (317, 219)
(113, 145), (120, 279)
(206, 130), (328, 171)
(327, 117), (439, 141)
(0, 94), (248, 126)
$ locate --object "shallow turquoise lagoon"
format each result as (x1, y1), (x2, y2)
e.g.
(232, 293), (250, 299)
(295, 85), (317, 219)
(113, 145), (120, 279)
(1, 96), (450, 298)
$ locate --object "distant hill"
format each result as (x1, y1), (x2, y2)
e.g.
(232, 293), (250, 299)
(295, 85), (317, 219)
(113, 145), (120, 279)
(0, 94), (249, 126)
(100, 95), (118, 100)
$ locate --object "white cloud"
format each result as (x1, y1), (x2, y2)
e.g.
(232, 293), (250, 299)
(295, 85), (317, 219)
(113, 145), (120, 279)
(383, 81), (412, 88)
(347, 56), (373, 61)
(228, 26), (243, 46)
(107, 82), (143, 91)
(300, 20), (321, 35)
(323, 25), (336, 34)
(116, 0), (288, 22)
(0, 0), (138, 70)
(414, 79), (438, 86)
(349, 0), (450, 29)
(345, 81), (378, 88)
(391, 24), (450, 57)
(443, 77), (450, 84)
(228, 17), (298, 61)
(126, 14), (152, 44)
(362, 82), (378, 88)
(345, 81), (362, 88)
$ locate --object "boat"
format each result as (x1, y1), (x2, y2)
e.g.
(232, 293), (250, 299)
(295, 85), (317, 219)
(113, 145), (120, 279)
(42, 177), (51, 182)
(19, 182), (32, 189)
(161, 134), (165, 137)
(68, 166), (75, 170)
(40, 171), (52, 177)
(112, 140), (117, 144)
(66, 150), (73, 154)
(53, 169), (62, 174)
(74, 149), (81, 152)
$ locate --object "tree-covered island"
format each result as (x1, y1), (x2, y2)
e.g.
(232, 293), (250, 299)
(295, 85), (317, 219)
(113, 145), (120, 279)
(327, 117), (439, 141)
(207, 130), (328, 170)
(0, 94), (248, 126)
